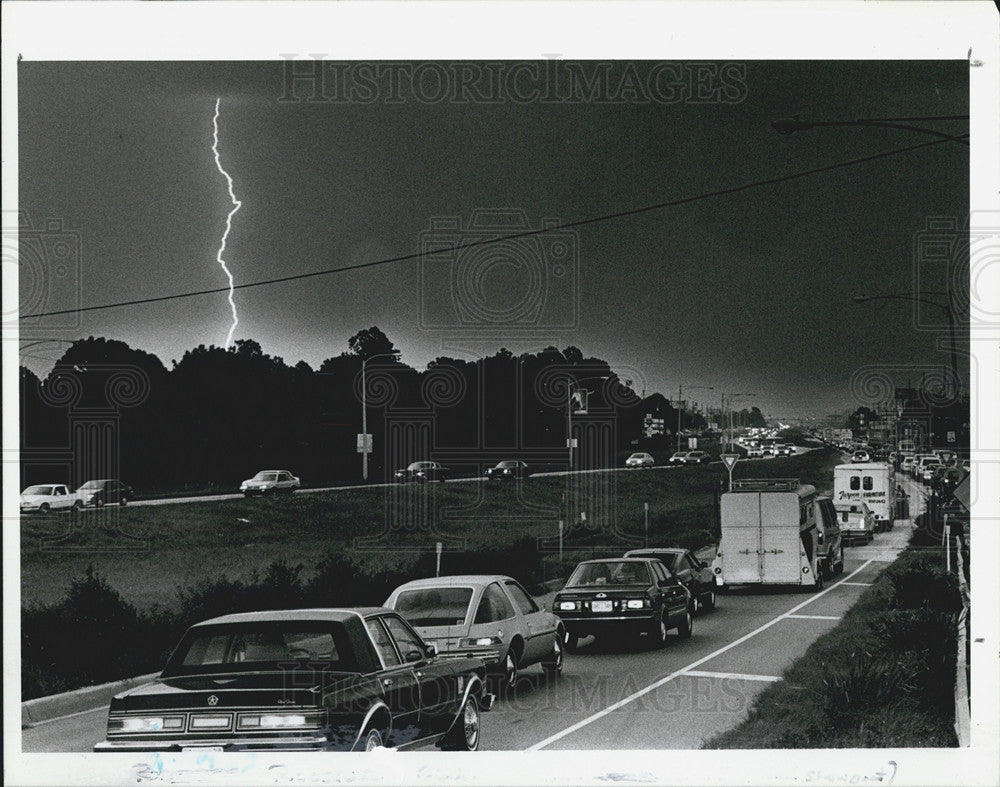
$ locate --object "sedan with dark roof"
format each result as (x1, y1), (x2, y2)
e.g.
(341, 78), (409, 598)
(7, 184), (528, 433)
(94, 608), (494, 753)
(552, 558), (693, 650)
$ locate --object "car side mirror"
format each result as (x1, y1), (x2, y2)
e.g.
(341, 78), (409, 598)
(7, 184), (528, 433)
(424, 643), (438, 657)
(404, 649), (424, 663)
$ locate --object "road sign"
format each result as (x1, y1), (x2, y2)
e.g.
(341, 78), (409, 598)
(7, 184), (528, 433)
(720, 453), (740, 471)
(720, 453), (740, 491)
(566, 438), (578, 448)
(356, 433), (372, 453)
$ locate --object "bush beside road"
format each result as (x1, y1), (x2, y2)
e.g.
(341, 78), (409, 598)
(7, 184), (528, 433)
(703, 534), (962, 749)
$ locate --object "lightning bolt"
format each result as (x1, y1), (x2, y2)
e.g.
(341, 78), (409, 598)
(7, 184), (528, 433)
(212, 97), (241, 349)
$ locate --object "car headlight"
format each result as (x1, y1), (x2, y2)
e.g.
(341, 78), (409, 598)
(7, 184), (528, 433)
(625, 599), (648, 609)
(416, 471), (425, 476)
(238, 712), (322, 729)
(109, 716), (184, 733)
(459, 636), (502, 647)
(556, 600), (579, 611)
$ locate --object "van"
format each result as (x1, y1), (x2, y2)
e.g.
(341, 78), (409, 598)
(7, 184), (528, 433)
(712, 478), (825, 590)
(813, 496), (844, 577)
(834, 462), (895, 531)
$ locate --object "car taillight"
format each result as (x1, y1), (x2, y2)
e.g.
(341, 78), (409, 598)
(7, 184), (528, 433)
(110, 716), (184, 733)
(625, 599), (648, 609)
(459, 636), (502, 647)
(238, 712), (322, 729)
(556, 600), (579, 611)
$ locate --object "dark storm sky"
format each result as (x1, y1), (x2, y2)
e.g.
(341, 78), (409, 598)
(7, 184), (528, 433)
(18, 60), (968, 417)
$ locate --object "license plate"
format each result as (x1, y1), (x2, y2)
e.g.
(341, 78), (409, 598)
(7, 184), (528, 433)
(183, 747), (223, 753)
(591, 600), (613, 612)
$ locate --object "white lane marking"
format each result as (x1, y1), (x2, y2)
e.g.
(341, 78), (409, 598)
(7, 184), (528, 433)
(682, 670), (781, 682)
(527, 559), (874, 751)
(839, 582), (873, 586)
(785, 614), (841, 620)
(23, 704), (109, 728)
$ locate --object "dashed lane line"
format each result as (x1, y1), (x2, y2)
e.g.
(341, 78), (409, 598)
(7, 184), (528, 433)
(526, 558), (874, 751)
(682, 671), (781, 682)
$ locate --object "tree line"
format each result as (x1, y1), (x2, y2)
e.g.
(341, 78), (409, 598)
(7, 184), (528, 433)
(19, 327), (761, 492)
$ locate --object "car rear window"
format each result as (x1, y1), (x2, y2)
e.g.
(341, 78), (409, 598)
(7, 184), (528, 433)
(393, 587), (473, 626)
(166, 623), (357, 675)
(568, 561), (650, 586)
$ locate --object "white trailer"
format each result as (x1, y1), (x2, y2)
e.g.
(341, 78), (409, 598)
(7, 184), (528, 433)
(712, 478), (825, 590)
(833, 462), (895, 531)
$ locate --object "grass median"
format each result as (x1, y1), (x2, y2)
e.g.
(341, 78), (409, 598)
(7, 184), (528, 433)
(703, 531), (962, 749)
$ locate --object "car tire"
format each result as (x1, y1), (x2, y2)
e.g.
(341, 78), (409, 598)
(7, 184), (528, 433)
(676, 608), (693, 639)
(701, 589), (716, 611)
(498, 648), (518, 692)
(563, 632), (580, 652)
(362, 728), (385, 751)
(541, 634), (563, 677)
(94, 497), (104, 508)
(39, 503), (50, 513)
(440, 694), (481, 751)
(72, 500), (82, 510)
(119, 496), (128, 506)
(836, 545), (845, 575)
(814, 569), (825, 591)
(650, 614), (670, 648)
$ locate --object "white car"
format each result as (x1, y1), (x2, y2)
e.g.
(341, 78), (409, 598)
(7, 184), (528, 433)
(20, 484), (79, 513)
(669, 451), (690, 464)
(625, 452), (655, 468)
(240, 470), (300, 496)
(835, 502), (876, 544)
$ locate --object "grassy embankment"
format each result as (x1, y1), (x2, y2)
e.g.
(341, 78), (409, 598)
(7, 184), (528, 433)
(704, 524), (962, 748)
(20, 448), (841, 700)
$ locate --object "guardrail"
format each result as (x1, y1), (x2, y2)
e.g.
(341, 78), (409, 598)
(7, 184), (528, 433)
(954, 544), (970, 747)
(21, 671), (160, 729)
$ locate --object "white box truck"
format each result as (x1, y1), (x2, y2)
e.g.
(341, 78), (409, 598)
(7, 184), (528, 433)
(712, 478), (826, 591)
(833, 462), (895, 531)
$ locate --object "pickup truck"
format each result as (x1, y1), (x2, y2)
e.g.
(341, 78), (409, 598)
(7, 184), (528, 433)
(95, 608), (495, 752)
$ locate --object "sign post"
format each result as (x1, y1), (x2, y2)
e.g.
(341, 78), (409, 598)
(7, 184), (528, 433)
(720, 453), (740, 491)
(644, 502), (649, 547)
(558, 520), (563, 560)
(356, 433), (372, 454)
(435, 541), (442, 577)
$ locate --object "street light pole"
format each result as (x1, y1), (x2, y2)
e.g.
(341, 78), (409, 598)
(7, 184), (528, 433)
(676, 384), (713, 451)
(361, 351), (401, 481)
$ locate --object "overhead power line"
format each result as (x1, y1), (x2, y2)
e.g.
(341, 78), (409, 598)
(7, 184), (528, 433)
(22, 133), (966, 320)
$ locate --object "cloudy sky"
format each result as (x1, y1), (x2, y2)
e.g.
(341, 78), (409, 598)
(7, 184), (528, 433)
(18, 60), (968, 417)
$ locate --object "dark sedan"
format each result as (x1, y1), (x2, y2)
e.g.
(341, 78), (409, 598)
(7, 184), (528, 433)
(75, 478), (133, 507)
(394, 461), (449, 483)
(623, 547), (717, 614)
(94, 608), (494, 752)
(552, 558), (692, 650)
(484, 461), (529, 481)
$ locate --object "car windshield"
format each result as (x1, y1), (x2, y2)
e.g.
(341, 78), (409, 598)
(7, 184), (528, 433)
(568, 561), (650, 586)
(78, 480), (107, 490)
(252, 472), (278, 481)
(496, 462), (518, 469)
(24, 486), (54, 495)
(393, 587), (474, 626)
(672, 452), (688, 458)
(407, 462), (433, 471)
(165, 623), (358, 675)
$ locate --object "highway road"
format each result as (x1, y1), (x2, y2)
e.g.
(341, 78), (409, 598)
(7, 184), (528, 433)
(64, 446), (815, 509)
(22, 471), (918, 754)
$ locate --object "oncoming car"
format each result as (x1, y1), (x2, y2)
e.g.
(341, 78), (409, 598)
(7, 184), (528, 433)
(668, 451), (690, 464)
(240, 470), (300, 496)
(625, 452), (654, 468)
(20, 484), (80, 513)
(484, 461), (529, 480)
(94, 608), (495, 753)
(385, 575), (564, 691)
(552, 558), (692, 650)
(395, 461), (449, 483)
(684, 451), (710, 464)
